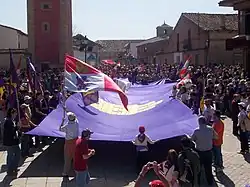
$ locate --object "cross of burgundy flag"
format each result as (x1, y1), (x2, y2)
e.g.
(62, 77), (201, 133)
(64, 55), (128, 110)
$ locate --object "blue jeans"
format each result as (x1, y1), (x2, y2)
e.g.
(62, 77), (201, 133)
(212, 145), (223, 167)
(7, 145), (21, 172)
(75, 170), (90, 187)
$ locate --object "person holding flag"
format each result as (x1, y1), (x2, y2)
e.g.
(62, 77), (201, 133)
(59, 111), (79, 178)
(62, 55), (128, 185)
(64, 55), (128, 110)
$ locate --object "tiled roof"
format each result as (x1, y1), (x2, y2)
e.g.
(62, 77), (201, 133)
(218, 0), (237, 6)
(136, 37), (167, 47)
(183, 13), (238, 31)
(0, 24), (27, 36)
(95, 40), (144, 52)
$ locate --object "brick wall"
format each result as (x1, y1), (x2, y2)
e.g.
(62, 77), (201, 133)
(137, 39), (168, 63)
(163, 15), (208, 65)
(208, 31), (238, 65)
(157, 15), (239, 65)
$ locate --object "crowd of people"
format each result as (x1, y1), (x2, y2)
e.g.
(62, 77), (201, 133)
(0, 61), (249, 187)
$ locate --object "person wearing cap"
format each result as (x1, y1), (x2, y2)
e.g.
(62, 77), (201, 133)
(74, 128), (95, 187)
(212, 110), (224, 172)
(191, 116), (217, 186)
(23, 96), (32, 118)
(134, 161), (168, 187)
(237, 102), (250, 154)
(19, 103), (37, 157)
(59, 111), (79, 178)
(132, 126), (155, 174)
(23, 95), (36, 148)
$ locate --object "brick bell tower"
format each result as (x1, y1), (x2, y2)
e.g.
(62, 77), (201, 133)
(27, 0), (73, 69)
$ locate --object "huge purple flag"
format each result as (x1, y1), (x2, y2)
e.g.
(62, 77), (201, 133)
(27, 83), (198, 141)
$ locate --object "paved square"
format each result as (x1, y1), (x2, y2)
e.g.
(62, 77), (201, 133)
(0, 118), (249, 187)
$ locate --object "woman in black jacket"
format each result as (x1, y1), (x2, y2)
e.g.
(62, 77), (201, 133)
(3, 108), (20, 176)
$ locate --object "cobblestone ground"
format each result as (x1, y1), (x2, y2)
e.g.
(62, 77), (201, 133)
(0, 118), (249, 187)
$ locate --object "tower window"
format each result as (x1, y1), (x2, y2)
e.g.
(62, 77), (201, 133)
(42, 22), (50, 33)
(41, 3), (52, 10)
(164, 29), (167, 35)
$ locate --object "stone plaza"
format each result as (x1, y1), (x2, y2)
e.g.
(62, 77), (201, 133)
(0, 118), (249, 187)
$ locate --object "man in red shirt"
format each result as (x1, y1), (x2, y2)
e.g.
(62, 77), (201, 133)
(212, 110), (224, 172)
(74, 129), (95, 187)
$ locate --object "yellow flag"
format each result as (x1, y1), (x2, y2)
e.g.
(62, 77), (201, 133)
(200, 97), (204, 113)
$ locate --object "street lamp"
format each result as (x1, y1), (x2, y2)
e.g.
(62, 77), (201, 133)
(79, 35), (89, 62)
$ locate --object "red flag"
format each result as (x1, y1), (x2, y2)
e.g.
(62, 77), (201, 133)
(65, 55), (128, 110)
(179, 56), (191, 78)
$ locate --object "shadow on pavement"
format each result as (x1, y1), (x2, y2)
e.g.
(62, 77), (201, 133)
(215, 171), (235, 187)
(0, 153), (28, 174)
(19, 137), (183, 186)
(0, 175), (17, 187)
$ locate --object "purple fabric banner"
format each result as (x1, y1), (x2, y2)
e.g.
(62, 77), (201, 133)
(27, 83), (198, 141)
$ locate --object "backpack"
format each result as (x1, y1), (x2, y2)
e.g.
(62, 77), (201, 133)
(179, 151), (194, 185)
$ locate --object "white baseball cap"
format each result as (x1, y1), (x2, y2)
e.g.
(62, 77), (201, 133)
(24, 95), (32, 101)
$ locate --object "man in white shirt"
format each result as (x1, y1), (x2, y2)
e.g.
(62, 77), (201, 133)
(59, 111), (79, 178)
(203, 99), (215, 124)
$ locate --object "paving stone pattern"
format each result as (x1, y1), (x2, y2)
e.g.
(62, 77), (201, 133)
(0, 118), (249, 187)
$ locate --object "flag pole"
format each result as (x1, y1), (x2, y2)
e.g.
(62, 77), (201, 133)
(14, 87), (21, 124)
(62, 54), (67, 119)
(9, 49), (21, 123)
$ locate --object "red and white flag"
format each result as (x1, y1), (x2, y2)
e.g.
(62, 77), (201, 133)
(101, 59), (116, 65)
(177, 73), (191, 88)
(64, 55), (128, 110)
(16, 55), (22, 75)
(179, 56), (191, 78)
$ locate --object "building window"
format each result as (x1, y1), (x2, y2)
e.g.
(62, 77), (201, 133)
(42, 22), (50, 33)
(41, 3), (52, 10)
(164, 29), (167, 35)
(177, 33), (180, 52)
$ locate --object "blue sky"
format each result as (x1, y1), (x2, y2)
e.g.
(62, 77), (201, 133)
(0, 0), (235, 40)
